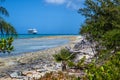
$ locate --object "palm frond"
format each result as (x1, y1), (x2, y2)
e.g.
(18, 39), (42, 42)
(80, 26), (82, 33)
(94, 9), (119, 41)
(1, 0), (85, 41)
(0, 6), (9, 16)
(0, 20), (17, 36)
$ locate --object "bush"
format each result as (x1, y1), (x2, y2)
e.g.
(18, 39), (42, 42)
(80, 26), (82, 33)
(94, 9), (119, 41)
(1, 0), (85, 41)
(84, 52), (120, 80)
(0, 37), (14, 53)
(53, 48), (76, 71)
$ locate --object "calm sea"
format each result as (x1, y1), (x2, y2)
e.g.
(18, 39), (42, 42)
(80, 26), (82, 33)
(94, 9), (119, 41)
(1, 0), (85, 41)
(0, 34), (76, 39)
(16, 34), (61, 39)
(0, 34), (76, 57)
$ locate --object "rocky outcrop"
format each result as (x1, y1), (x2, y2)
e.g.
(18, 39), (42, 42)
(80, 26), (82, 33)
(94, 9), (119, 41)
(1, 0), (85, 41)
(66, 36), (96, 63)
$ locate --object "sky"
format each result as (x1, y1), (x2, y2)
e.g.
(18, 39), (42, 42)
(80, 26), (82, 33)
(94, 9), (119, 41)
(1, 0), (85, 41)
(2, 0), (85, 34)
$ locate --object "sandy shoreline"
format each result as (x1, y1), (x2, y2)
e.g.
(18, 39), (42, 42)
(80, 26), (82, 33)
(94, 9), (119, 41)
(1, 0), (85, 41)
(0, 36), (78, 78)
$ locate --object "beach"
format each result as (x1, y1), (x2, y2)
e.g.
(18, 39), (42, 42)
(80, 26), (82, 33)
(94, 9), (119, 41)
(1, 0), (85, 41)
(0, 36), (78, 79)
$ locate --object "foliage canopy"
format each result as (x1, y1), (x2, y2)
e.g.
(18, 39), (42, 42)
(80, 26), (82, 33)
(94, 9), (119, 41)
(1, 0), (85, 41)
(78, 0), (120, 79)
(79, 0), (120, 55)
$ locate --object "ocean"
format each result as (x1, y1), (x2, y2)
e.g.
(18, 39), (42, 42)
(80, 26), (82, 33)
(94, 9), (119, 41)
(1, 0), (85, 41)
(0, 34), (73, 57)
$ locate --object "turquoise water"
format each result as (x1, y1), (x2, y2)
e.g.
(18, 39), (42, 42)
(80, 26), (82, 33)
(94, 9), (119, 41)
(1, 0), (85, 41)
(16, 34), (77, 39)
(16, 34), (57, 39)
(0, 34), (76, 38)
(0, 34), (59, 39)
(0, 34), (72, 57)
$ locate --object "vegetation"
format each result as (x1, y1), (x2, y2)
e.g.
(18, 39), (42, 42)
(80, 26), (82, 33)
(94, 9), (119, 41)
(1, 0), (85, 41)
(78, 0), (120, 57)
(0, 37), (14, 53)
(0, 0), (17, 36)
(83, 51), (120, 80)
(53, 49), (86, 71)
(52, 0), (120, 80)
(0, 20), (17, 36)
(78, 0), (120, 79)
(53, 49), (75, 71)
(0, 0), (17, 53)
(67, 56), (86, 69)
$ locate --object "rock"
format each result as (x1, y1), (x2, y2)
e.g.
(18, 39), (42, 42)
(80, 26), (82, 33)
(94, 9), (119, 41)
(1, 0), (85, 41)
(33, 65), (43, 69)
(22, 70), (42, 79)
(9, 71), (27, 79)
(5, 61), (18, 66)
(22, 77), (32, 80)
(0, 73), (6, 78)
(0, 62), (5, 66)
(22, 70), (35, 76)
(44, 63), (53, 67)
(52, 67), (59, 70)
(10, 71), (22, 78)
(69, 72), (81, 77)
(32, 72), (42, 80)
(36, 69), (47, 73)
(0, 77), (13, 80)
(56, 63), (61, 67)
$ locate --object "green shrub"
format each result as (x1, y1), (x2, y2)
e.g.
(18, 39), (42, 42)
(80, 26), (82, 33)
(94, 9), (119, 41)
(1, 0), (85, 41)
(84, 52), (120, 80)
(0, 37), (14, 53)
(53, 49), (75, 62)
(53, 48), (76, 71)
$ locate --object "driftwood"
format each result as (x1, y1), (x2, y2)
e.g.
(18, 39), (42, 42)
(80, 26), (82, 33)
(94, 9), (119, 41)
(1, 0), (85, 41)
(65, 46), (93, 56)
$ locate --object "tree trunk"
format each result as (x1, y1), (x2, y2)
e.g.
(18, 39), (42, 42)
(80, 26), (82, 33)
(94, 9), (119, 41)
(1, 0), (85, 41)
(61, 61), (66, 71)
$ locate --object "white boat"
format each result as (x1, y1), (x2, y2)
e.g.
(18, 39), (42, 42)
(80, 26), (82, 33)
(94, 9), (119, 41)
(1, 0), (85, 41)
(28, 28), (37, 34)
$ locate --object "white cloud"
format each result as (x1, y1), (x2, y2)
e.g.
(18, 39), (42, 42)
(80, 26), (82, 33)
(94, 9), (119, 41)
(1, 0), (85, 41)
(66, 0), (84, 10)
(66, 1), (79, 10)
(45, 0), (84, 10)
(45, 0), (66, 4)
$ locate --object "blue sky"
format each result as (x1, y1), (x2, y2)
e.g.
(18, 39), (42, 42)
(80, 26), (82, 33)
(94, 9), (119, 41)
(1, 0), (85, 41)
(2, 0), (85, 34)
